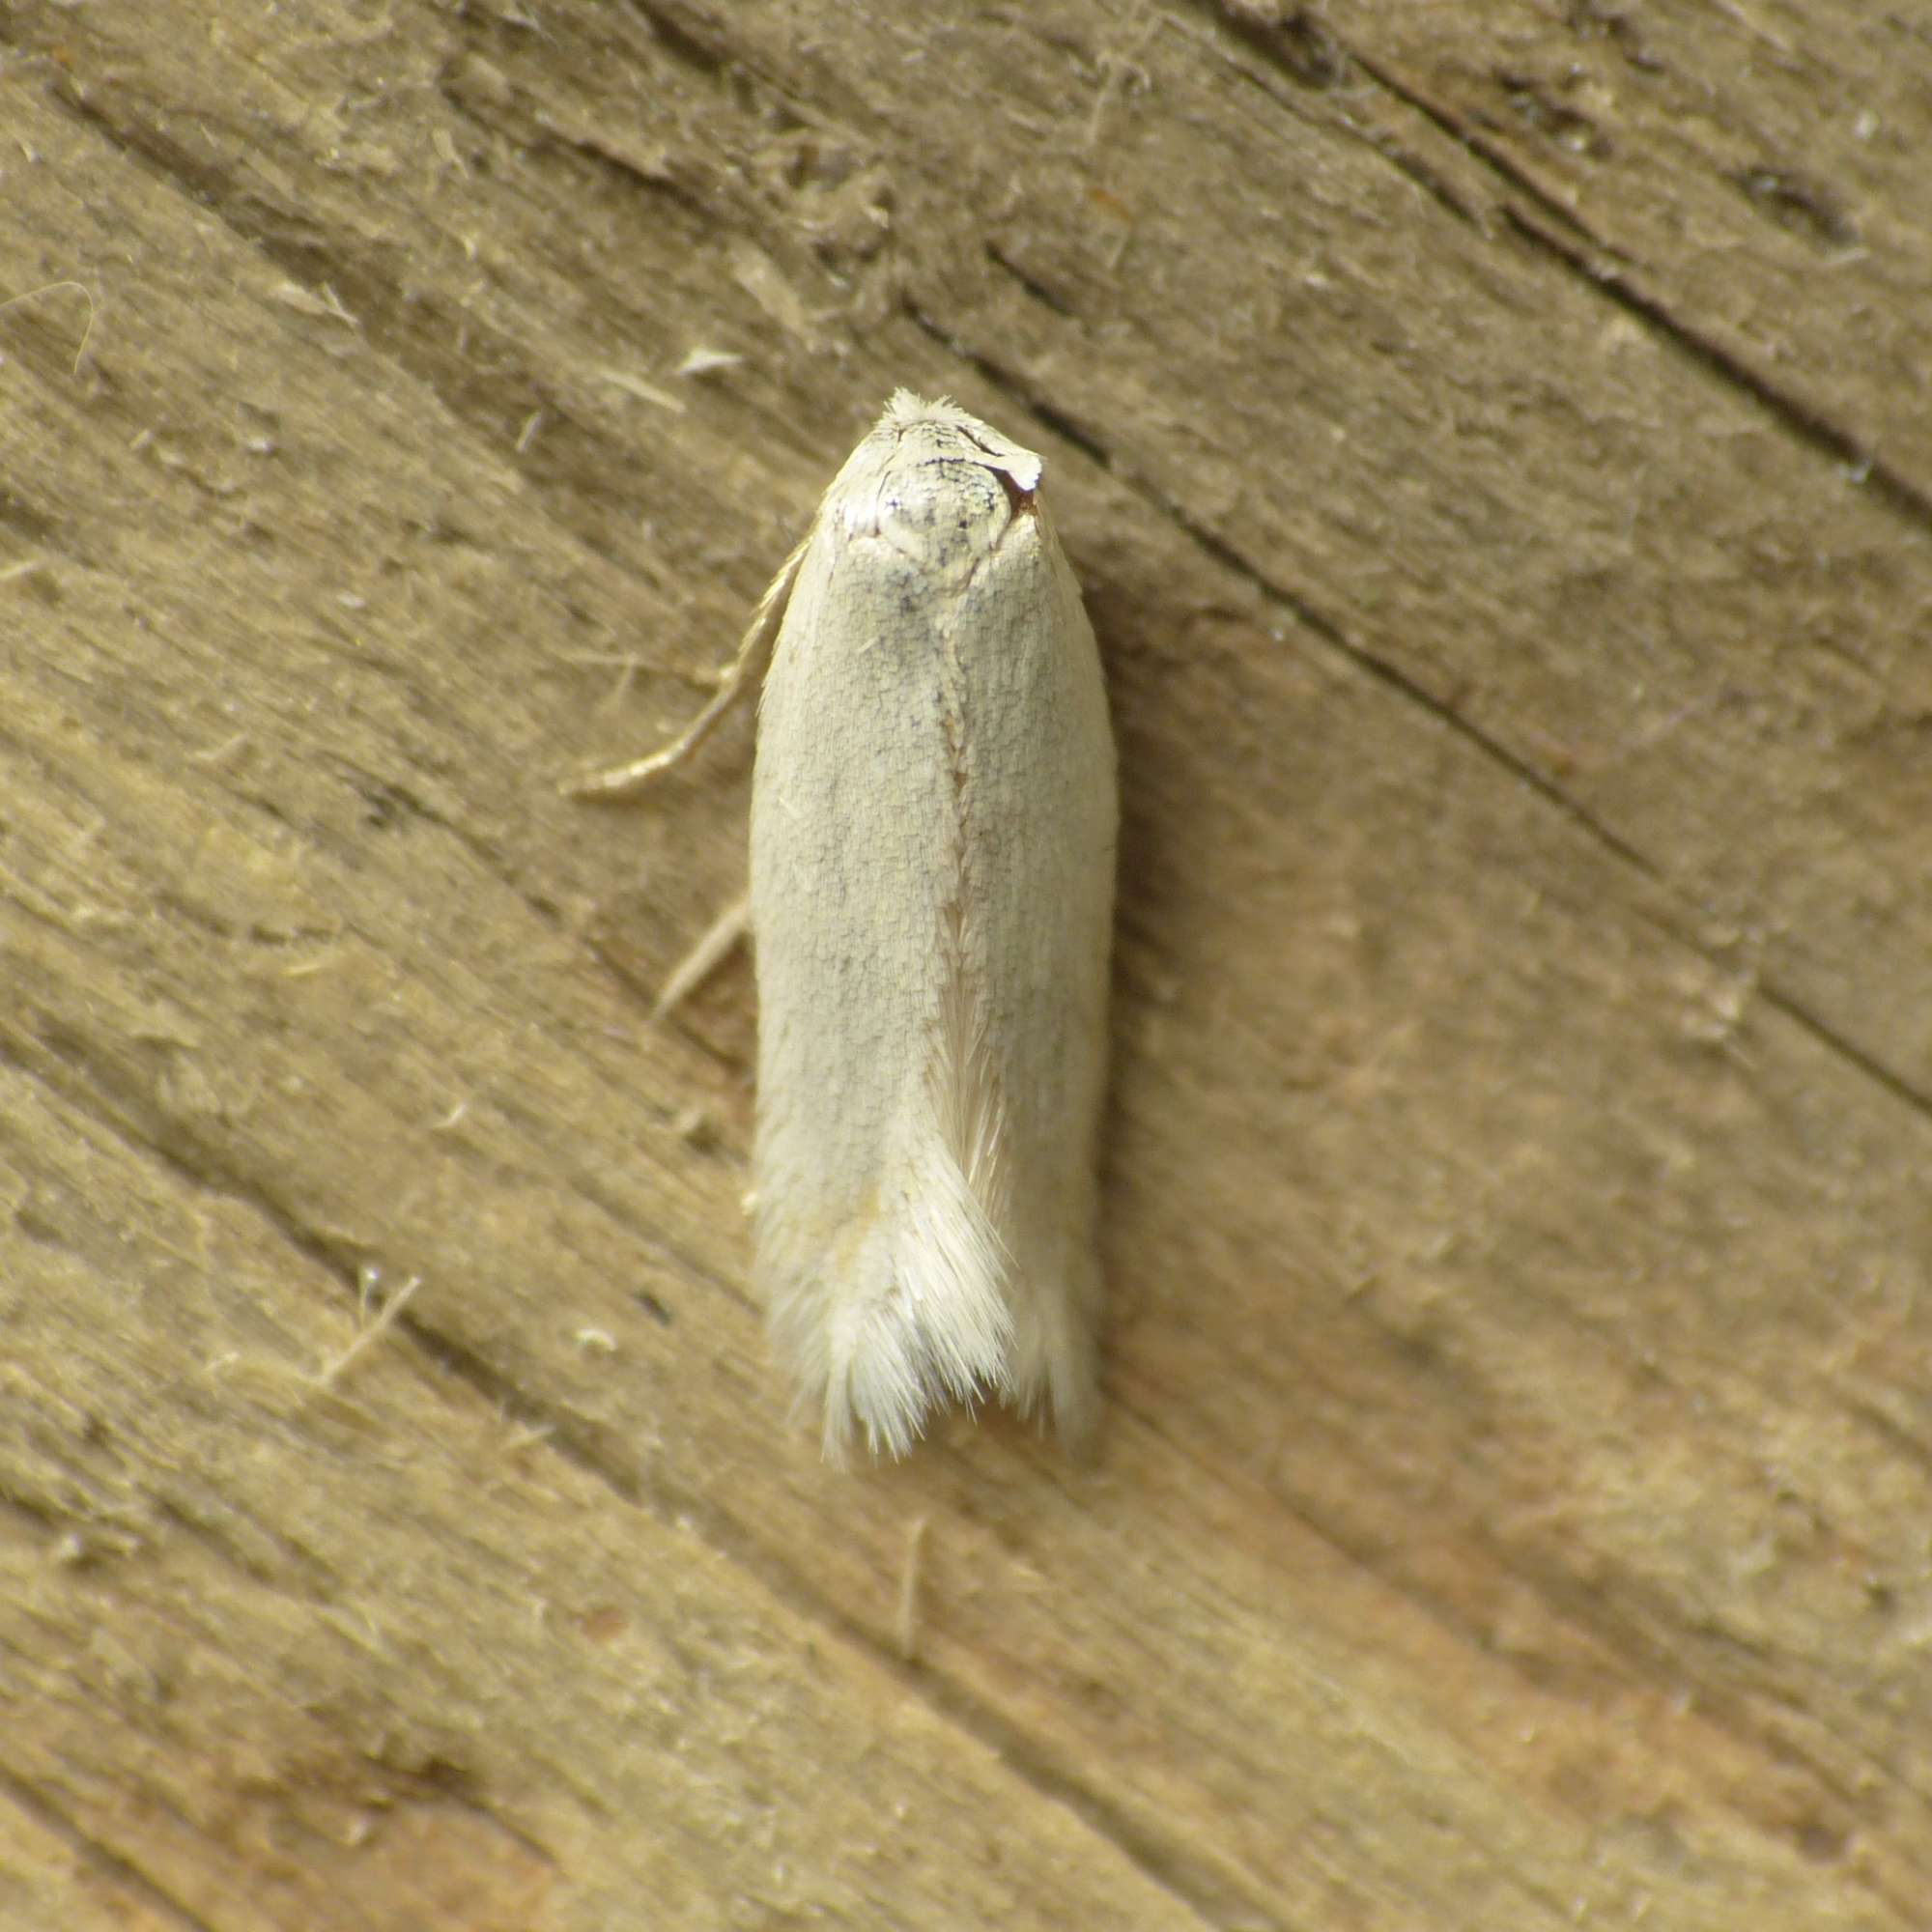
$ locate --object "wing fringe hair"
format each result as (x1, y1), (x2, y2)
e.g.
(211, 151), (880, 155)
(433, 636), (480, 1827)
(817, 957), (1013, 1458)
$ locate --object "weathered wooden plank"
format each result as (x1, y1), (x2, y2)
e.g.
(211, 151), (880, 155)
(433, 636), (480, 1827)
(2, 2), (1926, 1927)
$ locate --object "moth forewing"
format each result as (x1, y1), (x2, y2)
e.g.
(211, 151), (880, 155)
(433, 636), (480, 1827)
(749, 392), (1116, 1459)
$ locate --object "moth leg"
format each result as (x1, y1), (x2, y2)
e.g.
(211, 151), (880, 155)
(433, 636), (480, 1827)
(562, 532), (806, 1010)
(653, 891), (750, 1021)
(560, 530), (810, 799)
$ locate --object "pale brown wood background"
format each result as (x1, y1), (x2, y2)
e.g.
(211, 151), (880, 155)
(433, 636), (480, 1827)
(4, 3), (1929, 1927)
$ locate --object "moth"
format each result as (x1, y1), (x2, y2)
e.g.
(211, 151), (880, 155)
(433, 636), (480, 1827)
(575, 393), (1116, 1458)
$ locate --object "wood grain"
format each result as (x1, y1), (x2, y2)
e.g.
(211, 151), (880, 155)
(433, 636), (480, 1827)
(3, 2), (1927, 1926)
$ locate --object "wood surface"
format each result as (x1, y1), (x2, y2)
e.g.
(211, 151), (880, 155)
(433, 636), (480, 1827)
(3, 2), (1928, 1927)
